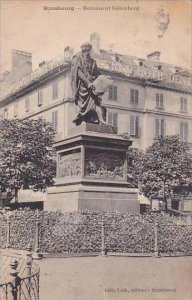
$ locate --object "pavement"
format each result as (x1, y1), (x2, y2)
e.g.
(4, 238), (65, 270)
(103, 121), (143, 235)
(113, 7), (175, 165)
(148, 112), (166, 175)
(38, 255), (192, 300)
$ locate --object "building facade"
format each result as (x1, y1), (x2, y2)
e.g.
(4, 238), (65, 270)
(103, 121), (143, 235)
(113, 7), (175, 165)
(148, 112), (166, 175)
(1, 34), (192, 152)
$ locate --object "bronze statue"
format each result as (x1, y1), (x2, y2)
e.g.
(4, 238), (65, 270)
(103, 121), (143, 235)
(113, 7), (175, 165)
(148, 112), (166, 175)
(71, 42), (111, 126)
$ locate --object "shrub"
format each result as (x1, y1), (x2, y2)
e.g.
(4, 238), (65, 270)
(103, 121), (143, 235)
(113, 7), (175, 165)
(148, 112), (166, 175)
(0, 209), (191, 254)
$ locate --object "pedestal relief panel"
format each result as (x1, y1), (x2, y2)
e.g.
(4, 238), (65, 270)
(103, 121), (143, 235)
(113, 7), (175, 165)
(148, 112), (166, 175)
(85, 148), (125, 180)
(58, 149), (81, 178)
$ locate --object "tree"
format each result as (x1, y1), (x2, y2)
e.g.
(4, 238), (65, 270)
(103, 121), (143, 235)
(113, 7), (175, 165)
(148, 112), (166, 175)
(137, 135), (192, 208)
(127, 147), (144, 187)
(0, 119), (56, 204)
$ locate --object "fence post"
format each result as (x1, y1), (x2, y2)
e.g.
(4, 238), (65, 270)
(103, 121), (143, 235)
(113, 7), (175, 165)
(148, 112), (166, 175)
(25, 244), (33, 298)
(8, 259), (20, 300)
(101, 222), (106, 256)
(6, 218), (11, 248)
(33, 217), (41, 260)
(154, 221), (160, 258)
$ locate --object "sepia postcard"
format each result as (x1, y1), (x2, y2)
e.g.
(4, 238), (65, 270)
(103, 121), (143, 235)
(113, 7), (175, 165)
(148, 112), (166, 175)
(0, 0), (192, 300)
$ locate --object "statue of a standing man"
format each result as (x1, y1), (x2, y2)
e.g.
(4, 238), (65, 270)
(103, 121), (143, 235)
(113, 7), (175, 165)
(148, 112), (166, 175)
(71, 42), (109, 126)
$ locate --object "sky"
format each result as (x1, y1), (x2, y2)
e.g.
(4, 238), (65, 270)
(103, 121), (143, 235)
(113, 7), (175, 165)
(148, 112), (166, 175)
(0, 0), (192, 73)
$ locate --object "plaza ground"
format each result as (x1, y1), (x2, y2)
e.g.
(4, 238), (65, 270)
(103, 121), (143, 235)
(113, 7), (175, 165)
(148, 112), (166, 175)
(38, 255), (192, 300)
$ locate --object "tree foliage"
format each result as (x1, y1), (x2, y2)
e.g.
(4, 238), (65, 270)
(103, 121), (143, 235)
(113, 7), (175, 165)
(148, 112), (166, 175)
(135, 135), (192, 201)
(127, 147), (144, 187)
(0, 119), (56, 202)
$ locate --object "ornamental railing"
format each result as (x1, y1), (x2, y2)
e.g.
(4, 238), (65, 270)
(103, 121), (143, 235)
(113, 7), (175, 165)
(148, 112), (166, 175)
(0, 247), (40, 300)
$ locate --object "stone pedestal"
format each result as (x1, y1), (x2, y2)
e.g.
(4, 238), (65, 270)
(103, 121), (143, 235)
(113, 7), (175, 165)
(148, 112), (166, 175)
(45, 123), (139, 213)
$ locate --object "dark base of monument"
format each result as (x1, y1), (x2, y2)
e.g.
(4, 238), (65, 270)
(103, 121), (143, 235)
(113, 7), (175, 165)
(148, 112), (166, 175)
(45, 123), (139, 213)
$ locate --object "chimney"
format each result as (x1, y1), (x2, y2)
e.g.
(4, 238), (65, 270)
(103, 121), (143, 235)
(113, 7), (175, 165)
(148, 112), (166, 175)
(11, 49), (32, 83)
(147, 51), (161, 61)
(90, 32), (100, 55)
(64, 46), (74, 58)
(39, 61), (46, 67)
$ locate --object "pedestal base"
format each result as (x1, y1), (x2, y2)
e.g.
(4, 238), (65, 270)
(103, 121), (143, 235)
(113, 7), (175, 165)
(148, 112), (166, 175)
(45, 184), (139, 213)
(45, 124), (139, 214)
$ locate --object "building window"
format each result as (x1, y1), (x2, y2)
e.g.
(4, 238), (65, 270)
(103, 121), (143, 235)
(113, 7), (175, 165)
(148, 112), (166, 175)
(25, 97), (30, 112)
(3, 108), (8, 119)
(108, 85), (117, 101)
(52, 81), (58, 100)
(38, 90), (43, 106)
(130, 89), (139, 105)
(155, 118), (165, 138)
(180, 122), (188, 141)
(130, 115), (140, 137)
(180, 97), (188, 112)
(14, 103), (18, 117)
(156, 93), (164, 109)
(52, 111), (58, 131)
(108, 111), (118, 130)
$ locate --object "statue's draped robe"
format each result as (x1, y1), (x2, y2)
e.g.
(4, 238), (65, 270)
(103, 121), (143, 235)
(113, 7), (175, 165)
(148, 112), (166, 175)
(71, 53), (101, 125)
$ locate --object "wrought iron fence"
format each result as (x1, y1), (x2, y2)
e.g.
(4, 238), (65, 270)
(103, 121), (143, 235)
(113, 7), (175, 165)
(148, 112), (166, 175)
(18, 265), (40, 300)
(0, 284), (8, 300)
(103, 222), (155, 254)
(1, 213), (192, 257)
(158, 224), (192, 255)
(0, 248), (40, 300)
(39, 223), (102, 253)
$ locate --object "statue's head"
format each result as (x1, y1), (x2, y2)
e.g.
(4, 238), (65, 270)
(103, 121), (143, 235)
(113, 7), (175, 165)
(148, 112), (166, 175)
(81, 42), (92, 58)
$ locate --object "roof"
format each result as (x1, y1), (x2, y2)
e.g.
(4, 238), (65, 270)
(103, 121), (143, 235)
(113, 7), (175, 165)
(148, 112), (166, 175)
(0, 49), (192, 102)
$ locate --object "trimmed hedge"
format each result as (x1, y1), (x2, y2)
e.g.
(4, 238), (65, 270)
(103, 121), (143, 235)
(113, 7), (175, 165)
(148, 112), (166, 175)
(0, 208), (192, 254)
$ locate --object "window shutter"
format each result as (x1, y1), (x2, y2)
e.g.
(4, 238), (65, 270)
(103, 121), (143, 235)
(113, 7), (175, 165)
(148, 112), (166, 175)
(108, 86), (113, 100)
(163, 119), (166, 137)
(184, 98), (187, 112)
(55, 111), (58, 131)
(184, 123), (188, 141)
(108, 111), (112, 125)
(156, 93), (159, 107)
(52, 112), (54, 129)
(113, 112), (118, 130)
(135, 90), (139, 104)
(130, 89), (134, 103)
(161, 119), (165, 137)
(180, 122), (183, 140)
(130, 115), (135, 135)
(114, 86), (117, 100)
(135, 116), (139, 137)
(160, 94), (163, 108)
(179, 122), (188, 141)
(180, 97), (183, 111)
(155, 118), (160, 138)
(52, 111), (58, 131)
